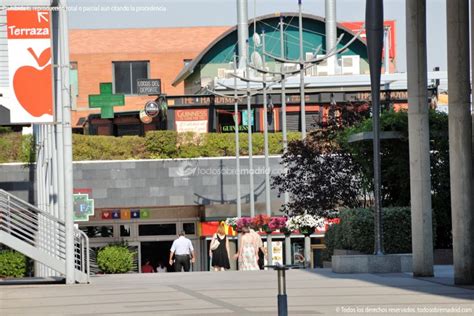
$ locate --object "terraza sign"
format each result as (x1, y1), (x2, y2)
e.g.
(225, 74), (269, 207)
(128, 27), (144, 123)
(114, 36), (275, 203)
(136, 79), (161, 95)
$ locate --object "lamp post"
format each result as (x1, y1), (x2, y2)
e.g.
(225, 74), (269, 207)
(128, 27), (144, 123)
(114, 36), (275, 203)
(233, 54), (242, 218)
(262, 31), (273, 266)
(280, 15), (292, 266)
(298, 0), (306, 139)
(246, 40), (256, 217)
(365, 0), (384, 255)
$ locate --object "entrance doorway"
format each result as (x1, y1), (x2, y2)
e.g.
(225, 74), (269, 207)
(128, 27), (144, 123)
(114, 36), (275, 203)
(140, 241), (173, 273)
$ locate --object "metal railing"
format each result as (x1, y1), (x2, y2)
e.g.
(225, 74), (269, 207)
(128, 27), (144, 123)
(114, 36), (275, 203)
(0, 189), (90, 283)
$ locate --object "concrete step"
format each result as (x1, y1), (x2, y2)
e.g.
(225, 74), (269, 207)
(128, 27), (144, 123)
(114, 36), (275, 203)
(0, 276), (64, 286)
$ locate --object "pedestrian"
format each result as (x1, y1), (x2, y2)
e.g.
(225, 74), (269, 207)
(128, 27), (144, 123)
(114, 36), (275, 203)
(209, 222), (231, 271)
(250, 228), (266, 269)
(141, 259), (154, 273)
(156, 261), (167, 273)
(234, 226), (259, 271)
(169, 231), (195, 272)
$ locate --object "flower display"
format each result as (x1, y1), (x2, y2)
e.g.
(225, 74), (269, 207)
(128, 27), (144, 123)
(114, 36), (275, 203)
(268, 217), (288, 231)
(224, 215), (326, 235)
(225, 217), (239, 230)
(235, 217), (252, 232)
(286, 214), (325, 235)
(251, 214), (271, 232)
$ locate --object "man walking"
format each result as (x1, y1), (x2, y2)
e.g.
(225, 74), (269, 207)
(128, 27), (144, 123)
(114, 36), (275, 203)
(169, 231), (195, 272)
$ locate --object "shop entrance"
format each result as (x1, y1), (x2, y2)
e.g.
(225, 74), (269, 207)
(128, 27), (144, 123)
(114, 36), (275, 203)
(140, 241), (173, 272)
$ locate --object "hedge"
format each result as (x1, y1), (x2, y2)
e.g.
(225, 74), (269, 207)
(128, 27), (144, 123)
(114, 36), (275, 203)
(323, 207), (437, 260)
(97, 245), (135, 274)
(0, 131), (301, 162)
(0, 250), (27, 278)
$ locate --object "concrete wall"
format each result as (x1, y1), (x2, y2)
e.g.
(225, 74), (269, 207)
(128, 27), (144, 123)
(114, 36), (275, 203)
(0, 156), (285, 216)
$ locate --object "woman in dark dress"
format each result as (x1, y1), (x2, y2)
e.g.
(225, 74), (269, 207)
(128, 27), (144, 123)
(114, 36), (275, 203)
(210, 222), (231, 271)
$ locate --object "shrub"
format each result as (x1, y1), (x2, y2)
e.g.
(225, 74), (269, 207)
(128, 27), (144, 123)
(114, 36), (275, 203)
(0, 131), (302, 162)
(324, 207), (437, 259)
(145, 130), (178, 158)
(97, 245), (134, 274)
(0, 250), (27, 278)
(73, 134), (146, 161)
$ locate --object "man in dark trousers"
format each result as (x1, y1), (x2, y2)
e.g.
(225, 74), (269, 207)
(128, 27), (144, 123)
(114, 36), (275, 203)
(169, 231), (195, 272)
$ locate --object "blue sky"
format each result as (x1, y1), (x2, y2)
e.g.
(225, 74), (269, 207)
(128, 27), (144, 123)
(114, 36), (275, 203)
(68, 0), (448, 72)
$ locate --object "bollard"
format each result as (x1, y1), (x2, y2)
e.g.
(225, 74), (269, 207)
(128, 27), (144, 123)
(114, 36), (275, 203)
(266, 263), (300, 316)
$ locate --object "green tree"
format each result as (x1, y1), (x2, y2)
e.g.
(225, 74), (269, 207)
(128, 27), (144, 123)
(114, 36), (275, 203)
(338, 110), (450, 248)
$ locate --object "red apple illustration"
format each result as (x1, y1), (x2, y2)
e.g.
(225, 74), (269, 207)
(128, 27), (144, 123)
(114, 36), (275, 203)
(13, 47), (53, 117)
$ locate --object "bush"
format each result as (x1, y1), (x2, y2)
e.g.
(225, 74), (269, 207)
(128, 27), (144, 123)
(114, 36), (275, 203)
(0, 131), (302, 162)
(97, 245), (134, 274)
(73, 134), (146, 161)
(145, 130), (178, 158)
(324, 207), (437, 259)
(0, 250), (27, 278)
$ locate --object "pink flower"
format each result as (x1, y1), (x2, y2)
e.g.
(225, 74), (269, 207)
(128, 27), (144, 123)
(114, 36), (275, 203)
(268, 217), (287, 230)
(236, 217), (252, 231)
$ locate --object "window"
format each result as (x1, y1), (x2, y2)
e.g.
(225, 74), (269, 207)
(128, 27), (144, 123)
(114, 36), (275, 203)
(120, 225), (131, 237)
(139, 224), (176, 236)
(183, 59), (192, 67)
(113, 61), (149, 95)
(183, 223), (195, 235)
(80, 226), (114, 238)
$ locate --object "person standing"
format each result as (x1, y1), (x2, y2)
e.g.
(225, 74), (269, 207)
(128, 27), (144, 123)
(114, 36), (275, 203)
(169, 231), (195, 272)
(141, 259), (154, 273)
(210, 222), (231, 271)
(250, 228), (266, 269)
(234, 226), (259, 271)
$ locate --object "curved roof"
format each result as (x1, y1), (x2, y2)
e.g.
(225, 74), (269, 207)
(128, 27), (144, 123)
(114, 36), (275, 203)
(172, 12), (367, 87)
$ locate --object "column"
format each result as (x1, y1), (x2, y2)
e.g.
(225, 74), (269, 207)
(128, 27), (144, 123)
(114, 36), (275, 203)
(447, 0), (474, 285)
(406, 0), (433, 277)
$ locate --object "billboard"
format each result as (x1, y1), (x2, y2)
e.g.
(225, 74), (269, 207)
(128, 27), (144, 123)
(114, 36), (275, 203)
(340, 20), (396, 60)
(7, 10), (54, 123)
(175, 109), (208, 133)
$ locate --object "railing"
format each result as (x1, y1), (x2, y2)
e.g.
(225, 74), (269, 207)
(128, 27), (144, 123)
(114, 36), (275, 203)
(0, 189), (89, 283)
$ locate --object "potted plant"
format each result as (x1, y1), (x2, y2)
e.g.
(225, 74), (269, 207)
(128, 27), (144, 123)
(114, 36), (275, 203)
(235, 217), (252, 232)
(268, 217), (290, 236)
(251, 214), (272, 234)
(286, 214), (324, 236)
(225, 217), (239, 232)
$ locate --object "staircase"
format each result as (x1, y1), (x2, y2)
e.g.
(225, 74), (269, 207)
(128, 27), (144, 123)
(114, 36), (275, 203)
(0, 189), (90, 283)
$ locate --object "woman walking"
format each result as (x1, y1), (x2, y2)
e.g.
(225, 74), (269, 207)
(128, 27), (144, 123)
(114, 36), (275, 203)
(210, 222), (231, 271)
(235, 226), (259, 271)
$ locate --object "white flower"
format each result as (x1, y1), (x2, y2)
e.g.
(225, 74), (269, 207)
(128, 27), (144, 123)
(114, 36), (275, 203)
(225, 217), (238, 226)
(286, 214), (325, 230)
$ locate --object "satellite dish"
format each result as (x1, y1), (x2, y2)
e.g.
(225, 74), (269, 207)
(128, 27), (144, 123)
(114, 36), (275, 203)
(251, 51), (263, 68)
(253, 33), (261, 47)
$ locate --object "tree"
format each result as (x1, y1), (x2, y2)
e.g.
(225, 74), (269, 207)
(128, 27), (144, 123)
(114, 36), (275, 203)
(338, 109), (450, 248)
(272, 104), (368, 217)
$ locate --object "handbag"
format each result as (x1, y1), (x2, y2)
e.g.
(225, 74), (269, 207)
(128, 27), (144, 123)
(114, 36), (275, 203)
(210, 238), (220, 251)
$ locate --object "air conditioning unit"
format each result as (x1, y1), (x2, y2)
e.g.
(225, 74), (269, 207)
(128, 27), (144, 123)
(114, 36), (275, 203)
(316, 55), (328, 76)
(341, 55), (361, 75)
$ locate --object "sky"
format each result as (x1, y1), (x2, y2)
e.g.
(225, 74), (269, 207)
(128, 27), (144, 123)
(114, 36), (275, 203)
(67, 0), (448, 73)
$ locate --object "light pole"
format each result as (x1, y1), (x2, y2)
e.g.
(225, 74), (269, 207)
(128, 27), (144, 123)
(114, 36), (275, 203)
(280, 15), (292, 266)
(298, 0), (306, 139)
(245, 40), (256, 217)
(365, 0), (384, 255)
(233, 54), (242, 218)
(262, 31), (273, 266)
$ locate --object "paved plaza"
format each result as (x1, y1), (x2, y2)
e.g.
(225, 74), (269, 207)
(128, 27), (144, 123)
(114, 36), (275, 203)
(1, 267), (473, 315)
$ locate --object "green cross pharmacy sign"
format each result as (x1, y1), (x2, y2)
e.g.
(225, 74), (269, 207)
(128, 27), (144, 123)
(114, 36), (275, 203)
(88, 83), (125, 119)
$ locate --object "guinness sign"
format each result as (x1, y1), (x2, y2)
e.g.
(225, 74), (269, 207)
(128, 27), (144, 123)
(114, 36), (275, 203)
(144, 100), (159, 118)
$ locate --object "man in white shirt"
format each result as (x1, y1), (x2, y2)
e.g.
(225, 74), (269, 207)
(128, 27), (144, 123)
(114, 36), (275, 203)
(169, 231), (195, 272)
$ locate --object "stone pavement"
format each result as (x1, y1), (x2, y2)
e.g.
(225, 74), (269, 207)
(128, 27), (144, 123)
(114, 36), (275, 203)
(1, 268), (473, 316)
